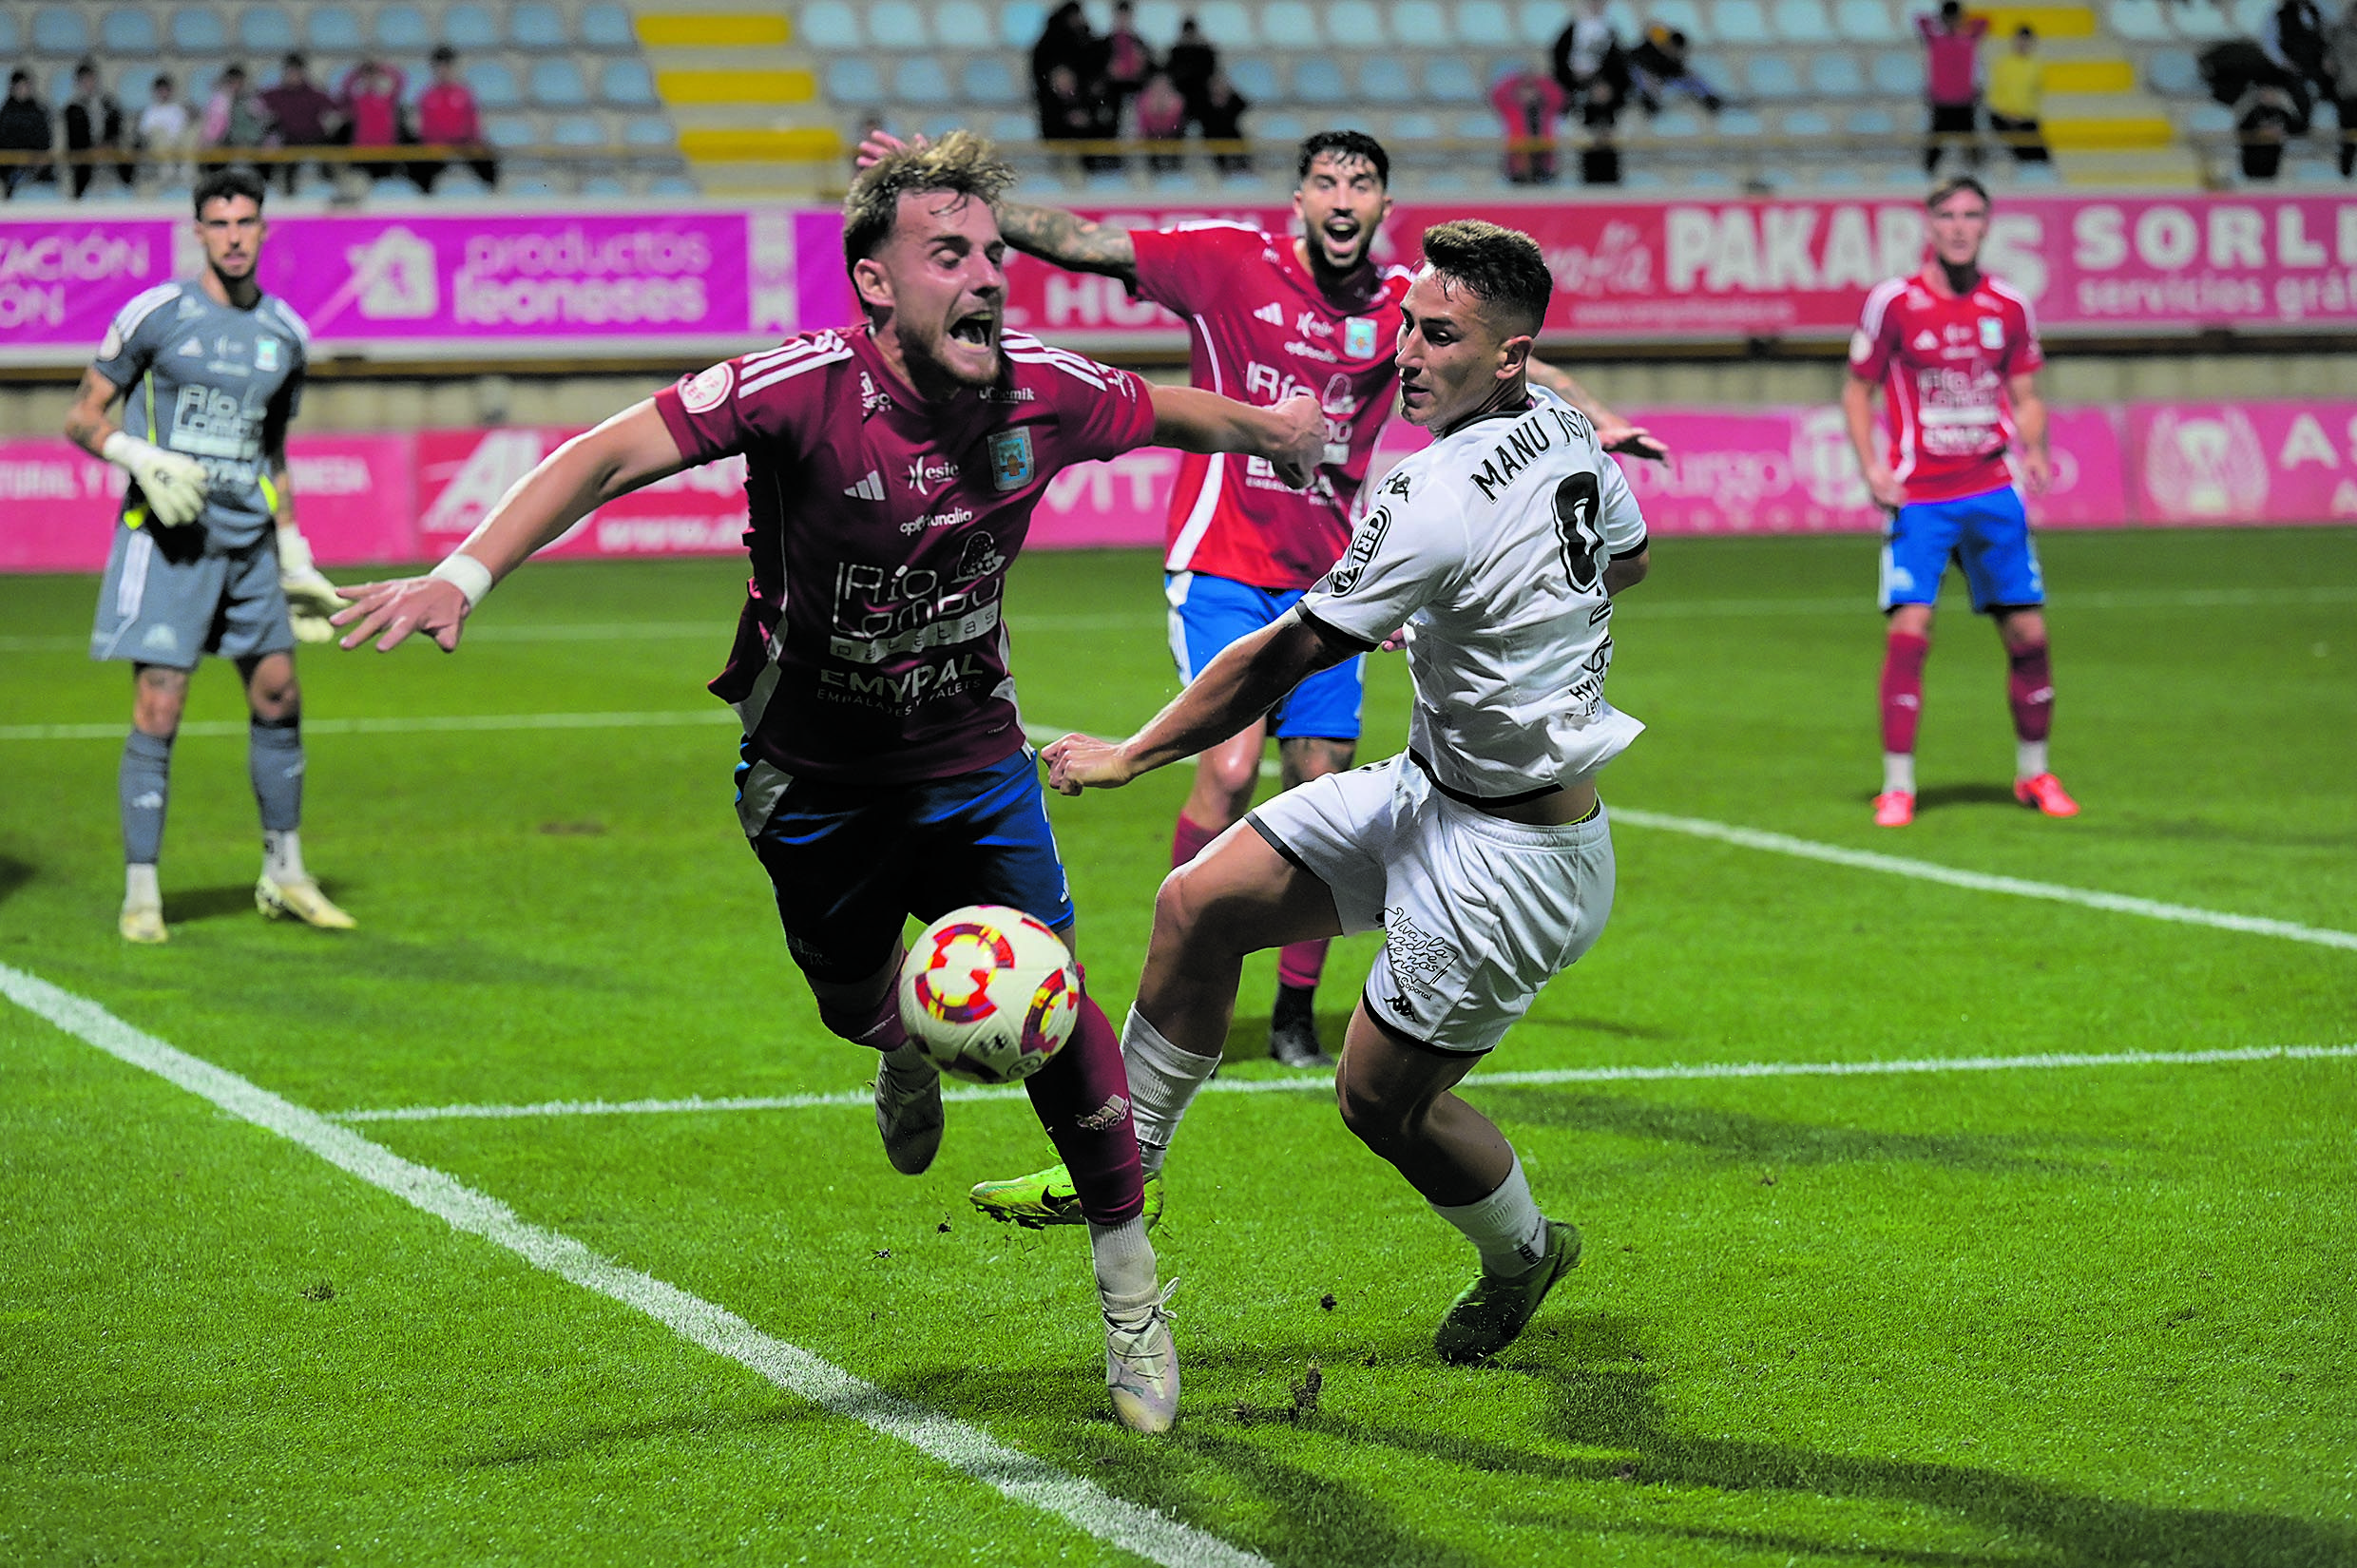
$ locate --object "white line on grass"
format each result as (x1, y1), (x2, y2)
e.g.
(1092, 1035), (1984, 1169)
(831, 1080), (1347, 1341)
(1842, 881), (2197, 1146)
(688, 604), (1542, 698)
(0, 960), (1269, 1568)
(331, 1042), (2357, 1124)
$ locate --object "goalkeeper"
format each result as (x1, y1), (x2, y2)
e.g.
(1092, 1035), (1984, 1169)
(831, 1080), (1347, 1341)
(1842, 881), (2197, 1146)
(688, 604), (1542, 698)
(64, 167), (354, 945)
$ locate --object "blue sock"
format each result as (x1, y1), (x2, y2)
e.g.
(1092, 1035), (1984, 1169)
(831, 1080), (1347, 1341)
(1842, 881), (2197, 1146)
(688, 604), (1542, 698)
(249, 716), (304, 833)
(121, 729), (173, 866)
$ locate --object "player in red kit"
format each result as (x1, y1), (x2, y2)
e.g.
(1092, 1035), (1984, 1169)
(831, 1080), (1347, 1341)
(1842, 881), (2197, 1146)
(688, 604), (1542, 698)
(1844, 176), (2075, 829)
(332, 134), (1322, 1436)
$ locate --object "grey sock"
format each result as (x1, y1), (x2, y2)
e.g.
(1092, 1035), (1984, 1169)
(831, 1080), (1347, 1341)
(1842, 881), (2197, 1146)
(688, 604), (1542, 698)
(249, 716), (304, 833)
(121, 729), (173, 865)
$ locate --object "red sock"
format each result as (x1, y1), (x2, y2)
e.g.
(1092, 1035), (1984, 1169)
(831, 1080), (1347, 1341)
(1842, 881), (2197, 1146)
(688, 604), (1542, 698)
(2007, 641), (2053, 742)
(1880, 630), (1930, 757)
(1171, 813), (1218, 870)
(1023, 992), (1143, 1225)
(1277, 939), (1328, 991)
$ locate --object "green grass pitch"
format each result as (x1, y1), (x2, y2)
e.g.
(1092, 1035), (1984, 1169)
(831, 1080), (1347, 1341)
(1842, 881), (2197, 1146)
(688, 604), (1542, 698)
(2, 526), (2352, 1567)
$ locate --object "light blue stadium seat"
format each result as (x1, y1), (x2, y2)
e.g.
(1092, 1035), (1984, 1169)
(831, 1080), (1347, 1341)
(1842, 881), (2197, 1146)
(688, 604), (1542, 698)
(1779, 105), (1832, 134)
(1448, 108), (1493, 138)
(1680, 165), (1737, 187)
(549, 113), (603, 146)
(1653, 106), (1704, 136)
(893, 57), (954, 102)
(937, 1), (996, 48)
(307, 6), (364, 51)
(507, 175), (559, 197)
(1713, 1), (1772, 46)
(623, 115), (674, 145)
(436, 164), (489, 192)
(1134, 1), (1184, 44)
(1651, 0), (1709, 42)
(1392, 108), (1440, 138)
(1424, 56), (1483, 103)
(1808, 52), (1868, 96)
(374, 5), (432, 50)
(2227, 0), (2272, 31)
(369, 176), (414, 199)
(239, 5), (295, 51)
(101, 9), (161, 54)
(2172, 0), (2235, 38)
(1716, 105), (1764, 135)
(1196, 2), (1258, 47)
(529, 60), (591, 107)
(1744, 55), (1806, 98)
(1844, 105), (1896, 134)
(1360, 56), (1416, 102)
(2016, 159), (2061, 184)
(1258, 108), (1309, 139)
(581, 173), (627, 196)
(583, 4), (635, 49)
(1391, 0), (1450, 47)
(484, 112), (537, 144)
(1294, 57), (1349, 103)
(960, 57), (1024, 105)
(802, 2), (864, 49)
(446, 6), (503, 51)
(867, 0), (930, 48)
(48, 64), (79, 104)
(649, 174), (700, 196)
(117, 66), (161, 104)
(601, 60), (658, 105)
(2108, 0), (2174, 39)
(0, 12), (19, 53)
(513, 3), (568, 48)
(1814, 163), (1865, 186)
(2147, 48), (2200, 95)
(1868, 49), (1920, 95)
(1229, 57), (1282, 102)
(1620, 167), (1667, 188)
(825, 58), (887, 106)
(1082, 166), (1131, 193)
(2185, 101), (2234, 132)
(1771, 0), (1839, 43)
(1329, 0), (1388, 45)
(170, 7), (230, 53)
(31, 7), (91, 54)
(1834, 0), (1902, 41)
(918, 110), (967, 138)
(1456, 0), (1515, 47)
(1517, 0), (1566, 45)
(468, 62), (524, 109)
(986, 111), (1032, 140)
(998, 1), (1049, 49)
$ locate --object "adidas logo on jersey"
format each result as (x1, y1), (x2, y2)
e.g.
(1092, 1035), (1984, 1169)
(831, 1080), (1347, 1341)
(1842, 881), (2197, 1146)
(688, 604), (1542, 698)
(1912, 329), (1940, 351)
(842, 469), (886, 502)
(178, 337), (204, 357)
(1253, 302), (1284, 327)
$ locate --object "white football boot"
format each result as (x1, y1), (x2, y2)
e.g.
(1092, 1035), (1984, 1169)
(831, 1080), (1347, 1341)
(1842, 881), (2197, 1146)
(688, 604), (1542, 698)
(256, 873), (356, 929)
(1103, 1280), (1180, 1434)
(872, 1042), (944, 1175)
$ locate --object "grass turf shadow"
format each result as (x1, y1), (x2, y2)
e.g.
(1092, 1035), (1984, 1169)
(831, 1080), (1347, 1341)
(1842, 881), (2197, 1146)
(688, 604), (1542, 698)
(0, 855), (32, 908)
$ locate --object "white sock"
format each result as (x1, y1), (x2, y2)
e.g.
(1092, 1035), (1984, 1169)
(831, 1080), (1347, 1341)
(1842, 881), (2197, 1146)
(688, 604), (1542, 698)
(878, 1040), (934, 1082)
(1429, 1155), (1550, 1276)
(125, 863), (160, 909)
(2016, 739), (2048, 781)
(1882, 752), (1916, 796)
(1121, 1006), (1220, 1175)
(262, 829), (305, 883)
(1089, 1216), (1159, 1320)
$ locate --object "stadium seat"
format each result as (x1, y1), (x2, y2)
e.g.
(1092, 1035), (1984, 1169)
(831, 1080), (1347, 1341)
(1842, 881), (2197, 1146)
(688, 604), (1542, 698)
(825, 58), (888, 106)
(1516, 0), (1566, 45)
(170, 7), (231, 54)
(528, 60), (589, 107)
(600, 60), (659, 107)
(484, 112), (537, 145)
(867, 1), (931, 48)
(1713, 1), (1773, 47)
(1778, 105), (1832, 134)
(2108, 0), (2175, 40)
(649, 174), (700, 196)
(447, 6), (504, 51)
(1833, 0), (1903, 41)
(513, 4), (569, 48)
(1390, 0), (1451, 47)
(960, 57), (1024, 105)
(46, 64), (78, 104)
(1294, 56), (1349, 103)
(1653, 106), (1704, 136)
(1423, 55), (1484, 102)
(1869, 49), (1921, 95)
(1330, 0), (1389, 46)
(1196, 2), (1259, 48)
(2171, 2), (2236, 39)
(117, 66), (160, 105)
(507, 175), (559, 197)
(1814, 163), (1865, 186)
(1651, 0), (1711, 43)
(918, 110), (967, 139)
(802, 2), (864, 48)
(31, 7), (90, 55)
(985, 111), (1032, 141)
(623, 114), (675, 145)
(998, 1), (1050, 50)
(582, 4), (636, 49)
(2146, 48), (2200, 96)
(1391, 107), (1441, 138)
(2185, 100), (2234, 132)
(1808, 52), (1868, 97)
(1744, 55), (1807, 98)
(374, 5), (432, 51)
(100, 9), (160, 55)
(581, 173), (627, 196)
(2227, 0), (2273, 31)
(1229, 57), (1283, 102)
(1844, 104), (1896, 134)
(1456, 0), (1516, 47)
(1620, 167), (1668, 188)
(550, 113), (603, 146)
(0, 12), (18, 54)
(1716, 105), (1764, 134)
(1679, 165), (1738, 188)
(892, 57), (955, 102)
(1771, 0), (1839, 44)
(1447, 107), (1492, 138)
(2016, 159), (2061, 184)
(1360, 56), (1417, 102)
(369, 176), (415, 199)
(306, 6), (364, 52)
(1260, 108), (1311, 139)
(237, 4), (295, 52)
(468, 62), (524, 109)
(937, 1), (997, 49)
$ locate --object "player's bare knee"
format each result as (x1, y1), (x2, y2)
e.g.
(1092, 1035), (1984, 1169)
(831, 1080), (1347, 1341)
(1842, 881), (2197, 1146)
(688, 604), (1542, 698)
(132, 665), (189, 736)
(1280, 737), (1353, 786)
(1337, 1080), (1418, 1155)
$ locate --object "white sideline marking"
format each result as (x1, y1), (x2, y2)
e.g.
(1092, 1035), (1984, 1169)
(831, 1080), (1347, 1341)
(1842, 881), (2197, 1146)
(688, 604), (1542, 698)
(0, 960), (1269, 1568)
(332, 1042), (2357, 1124)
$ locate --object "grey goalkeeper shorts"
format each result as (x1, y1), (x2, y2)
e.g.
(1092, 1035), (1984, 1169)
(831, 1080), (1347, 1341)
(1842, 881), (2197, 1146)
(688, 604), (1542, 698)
(90, 524), (293, 669)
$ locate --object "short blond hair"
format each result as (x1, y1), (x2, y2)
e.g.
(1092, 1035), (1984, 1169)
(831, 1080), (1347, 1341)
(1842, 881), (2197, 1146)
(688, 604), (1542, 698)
(842, 130), (1015, 275)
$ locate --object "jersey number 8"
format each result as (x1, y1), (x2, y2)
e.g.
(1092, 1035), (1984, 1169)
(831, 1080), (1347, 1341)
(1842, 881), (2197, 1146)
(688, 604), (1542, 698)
(1552, 472), (1604, 595)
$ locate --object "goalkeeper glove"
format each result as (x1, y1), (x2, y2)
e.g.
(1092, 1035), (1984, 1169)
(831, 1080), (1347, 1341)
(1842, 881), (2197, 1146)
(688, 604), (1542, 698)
(101, 430), (209, 527)
(277, 523), (343, 644)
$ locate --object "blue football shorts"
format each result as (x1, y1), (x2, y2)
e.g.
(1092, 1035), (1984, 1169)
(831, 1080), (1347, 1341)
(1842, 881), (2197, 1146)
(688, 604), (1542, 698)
(1165, 571), (1365, 740)
(741, 745), (1074, 985)
(1878, 484), (2045, 615)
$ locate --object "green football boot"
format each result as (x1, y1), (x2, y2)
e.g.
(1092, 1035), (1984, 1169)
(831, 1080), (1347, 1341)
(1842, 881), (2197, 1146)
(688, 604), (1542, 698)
(968, 1160), (1163, 1231)
(1433, 1219), (1581, 1365)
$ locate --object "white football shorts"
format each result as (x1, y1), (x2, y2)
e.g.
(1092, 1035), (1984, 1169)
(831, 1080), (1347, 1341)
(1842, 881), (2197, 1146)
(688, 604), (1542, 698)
(1246, 752), (1616, 1055)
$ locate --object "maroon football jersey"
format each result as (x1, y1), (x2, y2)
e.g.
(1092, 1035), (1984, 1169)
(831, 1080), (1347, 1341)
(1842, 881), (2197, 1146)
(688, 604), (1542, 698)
(655, 327), (1159, 784)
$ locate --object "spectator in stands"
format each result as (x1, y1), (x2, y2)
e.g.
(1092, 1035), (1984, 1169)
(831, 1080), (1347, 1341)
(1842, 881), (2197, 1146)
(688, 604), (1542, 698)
(260, 53), (342, 194)
(200, 64), (273, 172)
(1103, 1), (1157, 128)
(2265, 0), (2334, 100)
(1198, 67), (1251, 172)
(1554, 0), (1631, 122)
(341, 60), (408, 183)
(1492, 59), (1567, 183)
(1985, 25), (2050, 162)
(1917, 0), (1987, 172)
(1039, 63), (1095, 173)
(64, 59), (132, 199)
(2328, 0), (2357, 177)
(416, 46), (497, 193)
(1581, 80), (1623, 183)
(0, 69), (54, 198)
(1629, 26), (1723, 115)
(2236, 80), (2299, 176)
(1165, 16), (1221, 131)
(1137, 69), (1188, 170)
(1033, 3), (1096, 116)
(136, 73), (193, 189)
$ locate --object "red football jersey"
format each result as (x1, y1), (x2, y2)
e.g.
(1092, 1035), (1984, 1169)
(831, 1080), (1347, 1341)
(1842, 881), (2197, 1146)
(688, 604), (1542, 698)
(1849, 268), (2045, 505)
(1130, 222), (1412, 589)
(654, 327), (1159, 784)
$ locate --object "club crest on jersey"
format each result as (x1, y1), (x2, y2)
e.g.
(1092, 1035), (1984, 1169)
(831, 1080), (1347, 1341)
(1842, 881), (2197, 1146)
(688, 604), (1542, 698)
(255, 337), (280, 373)
(1979, 316), (2004, 349)
(680, 360), (735, 413)
(1344, 317), (1378, 358)
(987, 429), (1033, 492)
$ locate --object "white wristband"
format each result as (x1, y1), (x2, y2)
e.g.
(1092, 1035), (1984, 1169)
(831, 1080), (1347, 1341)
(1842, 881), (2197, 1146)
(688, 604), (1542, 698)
(429, 553), (495, 608)
(100, 429), (158, 469)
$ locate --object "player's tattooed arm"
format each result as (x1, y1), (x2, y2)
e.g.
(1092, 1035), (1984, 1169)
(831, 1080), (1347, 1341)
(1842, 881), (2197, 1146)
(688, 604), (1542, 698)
(62, 369), (125, 457)
(1150, 386), (1323, 488)
(991, 201), (1139, 280)
(1528, 361), (1668, 463)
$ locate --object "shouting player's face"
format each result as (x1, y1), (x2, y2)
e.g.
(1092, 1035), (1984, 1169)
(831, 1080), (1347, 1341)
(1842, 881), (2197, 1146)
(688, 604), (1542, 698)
(1926, 189), (1989, 273)
(1394, 269), (1529, 432)
(195, 195), (266, 288)
(1293, 152), (1391, 279)
(862, 189), (1008, 392)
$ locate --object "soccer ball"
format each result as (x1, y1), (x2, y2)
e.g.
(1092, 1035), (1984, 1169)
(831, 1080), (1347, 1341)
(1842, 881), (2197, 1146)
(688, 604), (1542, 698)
(897, 905), (1081, 1084)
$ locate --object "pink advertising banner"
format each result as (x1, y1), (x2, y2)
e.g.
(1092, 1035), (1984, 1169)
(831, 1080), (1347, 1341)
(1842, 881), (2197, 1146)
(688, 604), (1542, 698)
(0, 219), (179, 348)
(415, 426), (750, 561)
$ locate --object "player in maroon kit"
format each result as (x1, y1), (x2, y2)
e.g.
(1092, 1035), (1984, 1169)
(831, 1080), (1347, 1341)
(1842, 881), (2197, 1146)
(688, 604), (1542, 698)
(331, 134), (1322, 1436)
(1843, 176), (2075, 829)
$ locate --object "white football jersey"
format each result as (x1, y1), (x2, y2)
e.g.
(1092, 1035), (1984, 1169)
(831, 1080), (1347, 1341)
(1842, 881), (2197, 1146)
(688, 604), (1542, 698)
(1297, 387), (1649, 803)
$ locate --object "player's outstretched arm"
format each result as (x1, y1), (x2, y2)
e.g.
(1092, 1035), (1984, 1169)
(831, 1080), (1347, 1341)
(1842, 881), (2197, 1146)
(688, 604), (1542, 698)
(854, 128), (1138, 280)
(334, 401), (689, 653)
(1149, 386), (1324, 488)
(1044, 609), (1360, 794)
(1529, 361), (1669, 462)
(1841, 374), (1906, 510)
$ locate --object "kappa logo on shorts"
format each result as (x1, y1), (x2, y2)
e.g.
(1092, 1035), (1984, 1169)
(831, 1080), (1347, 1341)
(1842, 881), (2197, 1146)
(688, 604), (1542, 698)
(1382, 906), (1459, 996)
(140, 624), (179, 654)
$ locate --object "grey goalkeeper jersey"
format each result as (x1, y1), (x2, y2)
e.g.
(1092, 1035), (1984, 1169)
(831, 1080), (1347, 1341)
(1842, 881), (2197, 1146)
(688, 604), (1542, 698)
(90, 280), (310, 551)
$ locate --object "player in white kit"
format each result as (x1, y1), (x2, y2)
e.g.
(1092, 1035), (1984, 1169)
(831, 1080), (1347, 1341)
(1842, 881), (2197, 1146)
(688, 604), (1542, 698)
(1044, 220), (1652, 1363)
